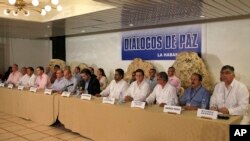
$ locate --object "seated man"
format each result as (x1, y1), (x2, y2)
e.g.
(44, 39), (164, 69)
(64, 69), (77, 94)
(129, 71), (136, 85)
(51, 69), (65, 93)
(179, 73), (210, 110)
(147, 68), (157, 92)
(80, 69), (100, 95)
(35, 66), (50, 89)
(74, 66), (82, 84)
(50, 65), (60, 84)
(146, 72), (178, 107)
(124, 69), (150, 102)
(6, 64), (22, 86)
(18, 67), (36, 88)
(20, 67), (27, 76)
(96, 68), (128, 99)
(167, 66), (181, 92)
(210, 65), (249, 115)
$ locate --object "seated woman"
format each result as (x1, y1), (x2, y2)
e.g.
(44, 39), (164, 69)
(97, 68), (108, 91)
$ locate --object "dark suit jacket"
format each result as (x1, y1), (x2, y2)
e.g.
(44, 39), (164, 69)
(80, 77), (100, 96)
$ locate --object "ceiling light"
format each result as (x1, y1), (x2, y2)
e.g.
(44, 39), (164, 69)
(13, 10), (18, 16)
(51, 0), (59, 5)
(81, 30), (86, 33)
(41, 9), (46, 16)
(32, 0), (39, 6)
(24, 10), (30, 16)
(8, 0), (16, 5)
(57, 5), (63, 11)
(45, 5), (52, 12)
(129, 23), (134, 27)
(3, 0), (63, 17)
(3, 9), (11, 15)
(200, 15), (205, 18)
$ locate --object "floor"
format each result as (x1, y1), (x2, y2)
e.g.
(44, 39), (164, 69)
(0, 112), (92, 141)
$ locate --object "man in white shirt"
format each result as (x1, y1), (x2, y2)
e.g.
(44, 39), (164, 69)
(20, 67), (27, 76)
(210, 65), (249, 115)
(167, 66), (181, 92)
(51, 69), (65, 93)
(147, 68), (157, 92)
(96, 68), (128, 99)
(18, 67), (36, 88)
(124, 69), (150, 102)
(146, 72), (178, 107)
(6, 64), (22, 86)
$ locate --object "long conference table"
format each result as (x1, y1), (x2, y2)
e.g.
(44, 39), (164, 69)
(0, 87), (59, 125)
(0, 87), (243, 141)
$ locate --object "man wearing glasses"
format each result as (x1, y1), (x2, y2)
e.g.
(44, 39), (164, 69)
(210, 65), (249, 115)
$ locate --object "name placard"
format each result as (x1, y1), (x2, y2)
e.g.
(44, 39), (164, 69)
(102, 97), (115, 105)
(18, 86), (24, 90)
(81, 94), (92, 100)
(163, 105), (182, 114)
(131, 101), (146, 109)
(0, 83), (5, 87)
(197, 109), (218, 120)
(44, 89), (52, 95)
(61, 91), (71, 97)
(8, 84), (14, 89)
(29, 87), (37, 93)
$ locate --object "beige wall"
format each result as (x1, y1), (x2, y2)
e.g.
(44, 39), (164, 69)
(1, 38), (52, 73)
(66, 18), (250, 90)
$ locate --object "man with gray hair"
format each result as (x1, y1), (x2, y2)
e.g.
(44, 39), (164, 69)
(146, 72), (178, 107)
(210, 65), (249, 115)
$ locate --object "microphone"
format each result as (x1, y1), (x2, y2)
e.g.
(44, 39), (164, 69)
(64, 83), (74, 91)
(66, 83), (73, 87)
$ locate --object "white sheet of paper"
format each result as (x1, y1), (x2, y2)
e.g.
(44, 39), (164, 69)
(29, 87), (37, 93)
(18, 86), (24, 90)
(8, 84), (14, 89)
(44, 89), (52, 95)
(197, 109), (218, 120)
(131, 101), (146, 109)
(163, 105), (182, 114)
(81, 94), (92, 100)
(61, 91), (71, 97)
(0, 83), (5, 87)
(102, 97), (115, 105)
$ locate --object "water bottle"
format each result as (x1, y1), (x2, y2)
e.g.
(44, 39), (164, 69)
(201, 98), (206, 109)
(118, 91), (123, 104)
(171, 98), (176, 106)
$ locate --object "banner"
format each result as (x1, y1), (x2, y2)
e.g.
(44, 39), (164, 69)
(122, 25), (201, 60)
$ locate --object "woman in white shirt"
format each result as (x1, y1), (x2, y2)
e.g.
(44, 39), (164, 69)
(97, 68), (108, 91)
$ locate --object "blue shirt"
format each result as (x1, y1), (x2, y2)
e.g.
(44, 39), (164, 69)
(180, 85), (210, 109)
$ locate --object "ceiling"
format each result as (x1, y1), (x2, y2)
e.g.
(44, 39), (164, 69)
(1, 0), (250, 39)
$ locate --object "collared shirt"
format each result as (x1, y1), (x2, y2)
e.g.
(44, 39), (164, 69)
(18, 74), (36, 87)
(100, 79), (129, 99)
(146, 77), (157, 92)
(210, 79), (249, 115)
(64, 76), (77, 93)
(74, 73), (82, 84)
(84, 79), (90, 92)
(35, 73), (50, 89)
(146, 83), (178, 105)
(6, 71), (22, 85)
(168, 75), (181, 91)
(180, 85), (210, 109)
(125, 79), (150, 101)
(51, 77), (66, 91)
